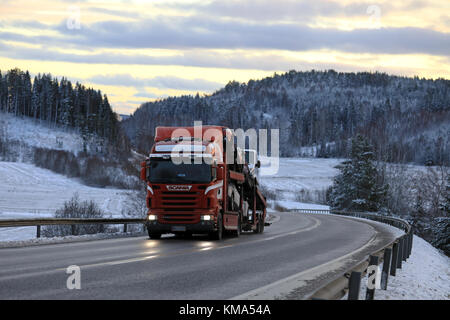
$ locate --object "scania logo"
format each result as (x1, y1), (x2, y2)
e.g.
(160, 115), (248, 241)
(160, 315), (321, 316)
(167, 185), (192, 191)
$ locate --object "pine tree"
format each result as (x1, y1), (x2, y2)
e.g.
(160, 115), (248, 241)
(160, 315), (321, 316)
(31, 76), (40, 119)
(329, 135), (388, 212)
(329, 160), (355, 210)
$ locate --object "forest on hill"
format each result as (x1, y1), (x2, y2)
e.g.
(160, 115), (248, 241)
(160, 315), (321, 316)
(0, 68), (125, 152)
(122, 70), (449, 165)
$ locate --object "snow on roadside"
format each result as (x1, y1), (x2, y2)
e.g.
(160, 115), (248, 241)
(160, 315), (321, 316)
(0, 230), (147, 249)
(357, 235), (450, 300)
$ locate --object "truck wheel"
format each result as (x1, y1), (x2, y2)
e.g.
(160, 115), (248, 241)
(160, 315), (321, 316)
(232, 215), (241, 237)
(147, 228), (161, 239)
(253, 216), (263, 234)
(260, 217), (265, 233)
(210, 213), (223, 240)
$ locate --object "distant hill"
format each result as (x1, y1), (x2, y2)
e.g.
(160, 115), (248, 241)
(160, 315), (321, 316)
(122, 70), (449, 165)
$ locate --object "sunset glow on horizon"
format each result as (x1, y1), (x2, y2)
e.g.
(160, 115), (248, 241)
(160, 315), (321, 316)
(1, 0), (449, 114)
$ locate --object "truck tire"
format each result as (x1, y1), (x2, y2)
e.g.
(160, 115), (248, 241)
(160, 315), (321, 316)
(210, 213), (223, 240)
(253, 215), (264, 234)
(232, 214), (241, 237)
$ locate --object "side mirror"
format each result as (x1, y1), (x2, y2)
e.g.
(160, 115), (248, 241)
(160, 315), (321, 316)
(140, 161), (147, 181)
(216, 166), (225, 180)
(256, 160), (261, 169)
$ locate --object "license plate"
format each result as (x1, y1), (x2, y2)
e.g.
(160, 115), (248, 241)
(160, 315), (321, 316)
(171, 226), (186, 232)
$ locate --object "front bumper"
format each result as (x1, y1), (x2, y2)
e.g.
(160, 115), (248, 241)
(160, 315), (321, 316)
(146, 220), (216, 234)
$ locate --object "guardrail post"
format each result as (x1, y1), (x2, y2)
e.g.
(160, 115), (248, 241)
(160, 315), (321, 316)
(365, 255), (379, 300)
(390, 242), (398, 276)
(402, 235), (408, 262)
(36, 225), (41, 238)
(406, 232), (412, 258)
(381, 248), (391, 290)
(405, 233), (410, 259)
(397, 238), (403, 269)
(348, 272), (361, 300)
(408, 232), (413, 257)
(71, 224), (76, 236)
(123, 223), (127, 233)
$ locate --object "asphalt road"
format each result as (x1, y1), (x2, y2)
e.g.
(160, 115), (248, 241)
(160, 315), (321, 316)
(0, 212), (397, 299)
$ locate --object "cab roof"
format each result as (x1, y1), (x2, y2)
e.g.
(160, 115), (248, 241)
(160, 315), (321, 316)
(155, 126), (226, 143)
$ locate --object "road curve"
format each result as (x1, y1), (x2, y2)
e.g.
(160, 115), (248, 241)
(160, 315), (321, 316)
(0, 212), (398, 300)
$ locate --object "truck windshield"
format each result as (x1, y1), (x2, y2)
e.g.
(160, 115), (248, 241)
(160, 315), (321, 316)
(149, 160), (212, 184)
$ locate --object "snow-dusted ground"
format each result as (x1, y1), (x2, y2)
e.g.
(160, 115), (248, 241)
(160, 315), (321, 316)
(258, 157), (342, 210)
(355, 235), (450, 300)
(0, 161), (133, 241)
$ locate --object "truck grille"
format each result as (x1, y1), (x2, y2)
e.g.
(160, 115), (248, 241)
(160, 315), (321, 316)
(158, 189), (201, 224)
(161, 214), (196, 223)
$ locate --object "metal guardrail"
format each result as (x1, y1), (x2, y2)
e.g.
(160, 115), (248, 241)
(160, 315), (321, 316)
(289, 209), (331, 214)
(289, 209), (413, 300)
(0, 218), (145, 238)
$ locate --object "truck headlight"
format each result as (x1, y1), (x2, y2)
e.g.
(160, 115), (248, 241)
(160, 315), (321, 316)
(148, 214), (158, 221)
(201, 215), (214, 221)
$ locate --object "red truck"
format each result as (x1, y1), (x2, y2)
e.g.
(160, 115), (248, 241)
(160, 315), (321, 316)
(140, 125), (267, 240)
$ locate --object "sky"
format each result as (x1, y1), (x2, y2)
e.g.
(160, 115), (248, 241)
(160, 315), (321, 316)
(0, 0), (449, 114)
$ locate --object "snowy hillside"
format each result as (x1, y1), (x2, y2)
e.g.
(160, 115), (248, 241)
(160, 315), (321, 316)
(0, 112), (104, 156)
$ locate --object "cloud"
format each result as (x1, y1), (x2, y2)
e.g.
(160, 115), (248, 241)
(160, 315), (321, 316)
(0, 39), (446, 78)
(34, 16), (450, 56)
(160, 0), (369, 22)
(87, 7), (142, 19)
(88, 74), (223, 91)
(2, 4), (449, 57)
(8, 20), (53, 30)
(158, 0), (427, 23)
(134, 91), (158, 99)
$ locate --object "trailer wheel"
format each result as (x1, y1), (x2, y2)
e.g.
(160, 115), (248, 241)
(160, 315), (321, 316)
(232, 214), (241, 237)
(260, 217), (265, 233)
(210, 213), (223, 240)
(253, 215), (264, 234)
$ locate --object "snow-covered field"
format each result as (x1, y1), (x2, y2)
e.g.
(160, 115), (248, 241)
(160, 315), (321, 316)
(259, 157), (342, 210)
(0, 161), (132, 241)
